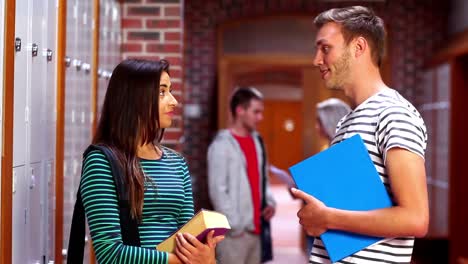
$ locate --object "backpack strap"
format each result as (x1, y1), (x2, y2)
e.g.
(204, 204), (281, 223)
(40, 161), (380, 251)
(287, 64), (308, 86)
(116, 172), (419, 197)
(66, 145), (140, 264)
(256, 135), (274, 262)
(92, 145), (141, 247)
(66, 185), (86, 263)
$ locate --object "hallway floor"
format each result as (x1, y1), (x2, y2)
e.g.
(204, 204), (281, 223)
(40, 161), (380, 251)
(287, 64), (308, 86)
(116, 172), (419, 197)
(266, 185), (308, 264)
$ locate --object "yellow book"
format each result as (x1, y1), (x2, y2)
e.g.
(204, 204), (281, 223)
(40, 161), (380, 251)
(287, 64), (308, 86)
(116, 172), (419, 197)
(156, 209), (231, 252)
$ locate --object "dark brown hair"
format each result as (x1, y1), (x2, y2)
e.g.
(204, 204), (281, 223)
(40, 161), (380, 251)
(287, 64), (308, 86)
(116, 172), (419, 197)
(314, 6), (386, 67)
(229, 87), (263, 118)
(93, 59), (169, 220)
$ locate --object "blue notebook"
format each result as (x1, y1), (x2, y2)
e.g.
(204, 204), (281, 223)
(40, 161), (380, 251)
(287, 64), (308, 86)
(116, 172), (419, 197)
(289, 134), (392, 263)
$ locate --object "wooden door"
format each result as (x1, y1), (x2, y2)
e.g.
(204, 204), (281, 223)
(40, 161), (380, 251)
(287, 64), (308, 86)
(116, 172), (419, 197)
(450, 54), (468, 264)
(258, 100), (303, 184)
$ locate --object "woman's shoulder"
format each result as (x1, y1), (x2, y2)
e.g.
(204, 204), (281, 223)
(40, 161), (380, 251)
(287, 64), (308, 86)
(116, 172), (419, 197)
(160, 146), (186, 162)
(82, 147), (112, 176)
(80, 148), (114, 188)
(83, 147), (111, 164)
(83, 148), (109, 163)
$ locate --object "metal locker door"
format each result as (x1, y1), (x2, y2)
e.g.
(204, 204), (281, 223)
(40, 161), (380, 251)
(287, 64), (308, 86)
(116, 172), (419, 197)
(13, 0), (30, 167)
(29, 0), (46, 164)
(84, 0), (93, 147)
(46, 160), (55, 263)
(28, 162), (45, 264)
(63, 0), (79, 255)
(46, 0), (58, 161)
(12, 165), (28, 264)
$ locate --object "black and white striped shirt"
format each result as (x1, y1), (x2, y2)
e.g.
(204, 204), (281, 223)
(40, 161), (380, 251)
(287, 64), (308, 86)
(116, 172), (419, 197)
(309, 88), (427, 264)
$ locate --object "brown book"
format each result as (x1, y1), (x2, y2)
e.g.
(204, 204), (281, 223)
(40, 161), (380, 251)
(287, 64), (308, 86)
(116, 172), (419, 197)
(156, 209), (231, 252)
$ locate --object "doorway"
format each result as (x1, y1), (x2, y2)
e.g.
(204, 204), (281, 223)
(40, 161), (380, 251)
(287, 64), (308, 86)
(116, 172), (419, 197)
(217, 17), (351, 257)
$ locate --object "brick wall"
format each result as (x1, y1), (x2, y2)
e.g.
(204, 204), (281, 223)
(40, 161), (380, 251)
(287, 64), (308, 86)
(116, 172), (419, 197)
(120, 0), (449, 210)
(183, 0), (449, 210)
(121, 0), (184, 150)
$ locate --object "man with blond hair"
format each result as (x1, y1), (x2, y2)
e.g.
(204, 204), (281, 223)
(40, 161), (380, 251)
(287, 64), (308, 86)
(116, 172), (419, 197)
(292, 6), (428, 263)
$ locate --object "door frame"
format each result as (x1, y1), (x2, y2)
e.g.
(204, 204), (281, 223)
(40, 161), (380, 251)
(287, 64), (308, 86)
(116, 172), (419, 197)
(1, 0), (16, 262)
(217, 19), (392, 157)
(218, 54), (347, 157)
(430, 28), (468, 264)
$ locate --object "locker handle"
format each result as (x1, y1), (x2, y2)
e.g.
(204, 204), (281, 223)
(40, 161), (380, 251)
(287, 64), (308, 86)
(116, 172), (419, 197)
(73, 59), (82, 71)
(15, 37), (21, 52)
(65, 56), (72, 67)
(30, 169), (36, 189)
(82, 63), (91, 74)
(13, 171), (17, 193)
(32, 43), (38, 57)
(47, 49), (53, 62)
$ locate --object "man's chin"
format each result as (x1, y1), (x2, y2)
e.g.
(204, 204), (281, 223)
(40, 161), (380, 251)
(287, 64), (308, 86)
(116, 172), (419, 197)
(325, 82), (343, 91)
(246, 126), (256, 132)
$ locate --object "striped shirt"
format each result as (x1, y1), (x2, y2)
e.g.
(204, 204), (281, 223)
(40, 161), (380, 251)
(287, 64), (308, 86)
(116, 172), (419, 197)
(80, 146), (194, 264)
(309, 88), (427, 264)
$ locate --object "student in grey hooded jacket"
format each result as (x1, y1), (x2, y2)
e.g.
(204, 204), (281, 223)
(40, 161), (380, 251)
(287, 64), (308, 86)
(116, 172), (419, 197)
(207, 87), (276, 264)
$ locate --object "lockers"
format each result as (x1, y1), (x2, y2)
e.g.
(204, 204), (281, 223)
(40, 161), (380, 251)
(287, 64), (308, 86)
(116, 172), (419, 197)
(12, 165), (28, 264)
(60, 2), (122, 262)
(29, 0), (47, 164)
(98, 0), (121, 116)
(27, 162), (46, 264)
(46, 160), (56, 261)
(46, 0), (58, 162)
(13, 162), (51, 264)
(62, 0), (95, 260)
(13, 0), (29, 167)
(8, 0), (121, 263)
(12, 0), (57, 263)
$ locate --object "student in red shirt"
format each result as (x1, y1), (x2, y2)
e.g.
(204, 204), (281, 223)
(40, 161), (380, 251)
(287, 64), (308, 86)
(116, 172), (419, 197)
(207, 87), (276, 264)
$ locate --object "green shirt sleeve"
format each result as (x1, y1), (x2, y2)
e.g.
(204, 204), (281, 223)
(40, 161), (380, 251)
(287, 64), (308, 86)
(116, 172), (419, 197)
(177, 159), (195, 227)
(80, 150), (169, 264)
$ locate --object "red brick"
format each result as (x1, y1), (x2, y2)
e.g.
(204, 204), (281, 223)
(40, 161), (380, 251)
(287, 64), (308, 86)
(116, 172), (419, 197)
(122, 43), (142, 52)
(163, 131), (183, 141)
(127, 6), (160, 16)
(126, 55), (161, 61)
(121, 18), (142, 28)
(164, 6), (181, 16)
(169, 82), (181, 90)
(168, 68), (182, 78)
(146, 19), (181, 29)
(147, 0), (180, 3)
(165, 56), (182, 67)
(127, 31), (160, 41)
(146, 43), (181, 53)
(165, 32), (181, 41)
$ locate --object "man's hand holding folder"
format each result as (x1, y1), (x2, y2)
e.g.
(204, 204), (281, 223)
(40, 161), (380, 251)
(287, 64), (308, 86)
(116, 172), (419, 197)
(290, 188), (328, 237)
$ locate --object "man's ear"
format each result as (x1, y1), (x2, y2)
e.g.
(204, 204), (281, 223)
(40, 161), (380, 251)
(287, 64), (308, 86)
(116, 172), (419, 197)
(354, 36), (367, 58)
(235, 105), (244, 117)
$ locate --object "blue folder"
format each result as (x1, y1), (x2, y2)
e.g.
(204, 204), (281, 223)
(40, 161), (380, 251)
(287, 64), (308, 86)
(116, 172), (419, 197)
(289, 134), (392, 263)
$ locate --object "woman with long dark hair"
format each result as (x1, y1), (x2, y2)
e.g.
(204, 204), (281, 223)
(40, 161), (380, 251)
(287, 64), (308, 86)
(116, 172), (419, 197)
(80, 59), (221, 263)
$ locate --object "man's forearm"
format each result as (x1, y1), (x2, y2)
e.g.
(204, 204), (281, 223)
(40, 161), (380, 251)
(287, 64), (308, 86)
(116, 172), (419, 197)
(326, 205), (428, 238)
